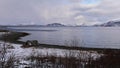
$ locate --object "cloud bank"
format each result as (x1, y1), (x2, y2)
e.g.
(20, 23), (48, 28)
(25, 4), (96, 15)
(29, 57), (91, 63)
(0, 0), (120, 25)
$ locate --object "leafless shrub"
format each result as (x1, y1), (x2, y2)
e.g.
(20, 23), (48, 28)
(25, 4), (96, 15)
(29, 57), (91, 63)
(0, 43), (16, 68)
(4, 53), (16, 68)
(0, 43), (8, 68)
(64, 39), (85, 50)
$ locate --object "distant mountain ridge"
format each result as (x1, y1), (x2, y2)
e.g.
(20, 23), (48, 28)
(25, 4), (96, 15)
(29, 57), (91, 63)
(0, 23), (66, 27)
(94, 20), (120, 27)
(46, 23), (65, 27)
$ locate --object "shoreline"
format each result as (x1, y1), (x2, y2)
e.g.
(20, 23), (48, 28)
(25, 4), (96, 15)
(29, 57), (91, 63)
(22, 43), (120, 54)
(0, 29), (29, 43)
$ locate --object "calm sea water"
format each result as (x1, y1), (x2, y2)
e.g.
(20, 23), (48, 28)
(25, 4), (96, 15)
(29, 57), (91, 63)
(8, 27), (120, 49)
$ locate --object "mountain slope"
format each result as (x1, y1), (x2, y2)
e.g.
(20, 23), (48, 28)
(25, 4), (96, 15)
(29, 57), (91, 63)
(94, 20), (120, 27)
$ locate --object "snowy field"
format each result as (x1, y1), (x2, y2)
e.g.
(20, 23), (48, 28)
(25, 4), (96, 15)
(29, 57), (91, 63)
(0, 42), (101, 68)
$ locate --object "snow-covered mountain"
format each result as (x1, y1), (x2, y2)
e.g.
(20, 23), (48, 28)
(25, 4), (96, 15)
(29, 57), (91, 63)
(94, 20), (120, 27)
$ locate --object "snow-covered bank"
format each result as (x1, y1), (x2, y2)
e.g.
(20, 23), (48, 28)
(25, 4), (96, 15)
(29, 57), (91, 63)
(8, 43), (100, 59)
(0, 42), (102, 68)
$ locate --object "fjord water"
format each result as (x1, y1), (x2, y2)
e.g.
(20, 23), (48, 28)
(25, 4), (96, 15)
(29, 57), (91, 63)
(9, 27), (120, 49)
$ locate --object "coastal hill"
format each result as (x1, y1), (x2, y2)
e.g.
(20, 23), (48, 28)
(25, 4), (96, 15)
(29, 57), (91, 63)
(94, 20), (120, 27)
(46, 23), (65, 27)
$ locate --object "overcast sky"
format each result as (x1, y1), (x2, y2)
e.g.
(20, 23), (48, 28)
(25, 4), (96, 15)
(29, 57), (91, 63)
(0, 0), (120, 25)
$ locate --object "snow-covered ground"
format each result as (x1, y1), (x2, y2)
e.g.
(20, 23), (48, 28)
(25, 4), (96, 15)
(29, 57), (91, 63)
(8, 43), (100, 59)
(0, 42), (102, 68)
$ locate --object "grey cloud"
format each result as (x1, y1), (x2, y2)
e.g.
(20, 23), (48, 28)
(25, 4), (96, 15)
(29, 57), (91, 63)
(71, 0), (120, 25)
(0, 0), (41, 24)
(0, 0), (120, 25)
